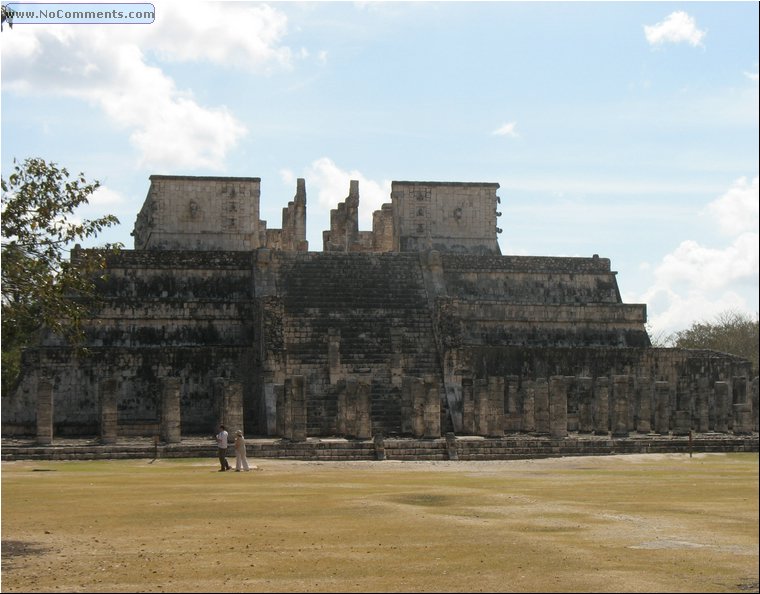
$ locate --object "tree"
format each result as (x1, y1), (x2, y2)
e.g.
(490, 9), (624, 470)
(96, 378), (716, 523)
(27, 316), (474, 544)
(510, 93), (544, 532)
(666, 310), (759, 375)
(2, 157), (122, 393)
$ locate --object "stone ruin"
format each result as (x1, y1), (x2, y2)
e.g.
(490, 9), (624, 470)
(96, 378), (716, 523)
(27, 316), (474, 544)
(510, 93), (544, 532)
(3, 175), (758, 449)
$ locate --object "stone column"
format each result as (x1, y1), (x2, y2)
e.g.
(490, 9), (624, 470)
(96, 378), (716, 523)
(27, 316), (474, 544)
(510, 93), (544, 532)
(412, 377), (427, 437)
(676, 377), (692, 416)
(461, 377), (474, 434)
(655, 381), (670, 435)
(293, 178), (307, 250)
(593, 377), (610, 435)
(732, 377), (752, 435)
(672, 411), (691, 436)
(400, 376), (414, 435)
(522, 379), (536, 433)
(504, 375), (521, 432)
(423, 375), (441, 438)
(263, 375), (278, 436)
(487, 376), (505, 437)
(277, 377), (307, 441)
(36, 377), (54, 446)
(404, 376), (426, 437)
(549, 376), (568, 438)
(99, 377), (119, 445)
(732, 403), (753, 435)
(672, 377), (692, 436)
(289, 376), (307, 441)
(714, 381), (730, 433)
(695, 377), (710, 433)
(275, 383), (288, 437)
(215, 378), (244, 436)
(390, 327), (403, 389)
(473, 379), (489, 437)
(445, 432), (458, 460)
(611, 375), (630, 438)
(215, 378), (227, 429)
(534, 378), (550, 434)
(160, 377), (181, 444)
(577, 377), (593, 433)
(338, 377), (372, 439)
(733, 377), (747, 405)
(373, 433), (386, 461)
(565, 377), (578, 432)
(335, 380), (348, 436)
(752, 377), (759, 433)
(328, 328), (342, 385)
(636, 376), (652, 434)
(355, 379), (372, 440)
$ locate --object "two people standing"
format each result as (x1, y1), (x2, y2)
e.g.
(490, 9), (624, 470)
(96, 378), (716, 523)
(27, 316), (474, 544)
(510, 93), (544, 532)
(216, 424), (251, 472)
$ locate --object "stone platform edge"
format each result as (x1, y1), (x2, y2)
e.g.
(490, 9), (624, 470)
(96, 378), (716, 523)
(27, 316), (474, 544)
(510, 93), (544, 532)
(2, 433), (757, 462)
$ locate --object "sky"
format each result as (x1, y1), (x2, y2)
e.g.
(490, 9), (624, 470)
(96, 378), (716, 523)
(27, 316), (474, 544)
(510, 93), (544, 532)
(1, 0), (758, 340)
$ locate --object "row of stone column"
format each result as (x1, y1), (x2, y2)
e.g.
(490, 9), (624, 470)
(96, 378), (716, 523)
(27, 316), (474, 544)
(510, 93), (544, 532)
(35, 376), (243, 445)
(272, 374), (441, 441)
(460, 374), (757, 438)
(34, 372), (758, 444)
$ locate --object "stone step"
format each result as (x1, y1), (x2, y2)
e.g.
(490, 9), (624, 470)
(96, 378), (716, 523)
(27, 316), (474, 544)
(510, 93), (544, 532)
(2, 434), (756, 461)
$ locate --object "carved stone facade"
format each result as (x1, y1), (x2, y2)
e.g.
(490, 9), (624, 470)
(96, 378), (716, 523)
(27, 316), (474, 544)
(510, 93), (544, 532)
(132, 175), (308, 252)
(3, 175), (757, 444)
(322, 180), (501, 254)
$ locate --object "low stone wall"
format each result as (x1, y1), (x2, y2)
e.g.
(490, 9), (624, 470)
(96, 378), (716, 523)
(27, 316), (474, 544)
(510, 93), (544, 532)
(3, 433), (756, 462)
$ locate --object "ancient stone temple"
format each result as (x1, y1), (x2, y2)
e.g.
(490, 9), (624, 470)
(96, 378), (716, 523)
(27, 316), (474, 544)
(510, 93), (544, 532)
(3, 175), (758, 447)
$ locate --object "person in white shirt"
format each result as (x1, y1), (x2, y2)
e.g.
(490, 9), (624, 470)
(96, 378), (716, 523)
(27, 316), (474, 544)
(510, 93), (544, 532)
(216, 425), (231, 471)
(234, 430), (250, 472)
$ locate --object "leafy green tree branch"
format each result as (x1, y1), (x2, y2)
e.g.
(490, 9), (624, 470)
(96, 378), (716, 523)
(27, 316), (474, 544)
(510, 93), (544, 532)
(2, 157), (122, 392)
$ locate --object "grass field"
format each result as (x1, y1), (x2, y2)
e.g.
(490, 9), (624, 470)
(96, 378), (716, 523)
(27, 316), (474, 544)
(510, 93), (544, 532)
(1, 453), (758, 593)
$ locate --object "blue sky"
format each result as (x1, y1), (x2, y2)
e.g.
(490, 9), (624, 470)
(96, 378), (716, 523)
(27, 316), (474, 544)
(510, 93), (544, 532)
(2, 1), (758, 339)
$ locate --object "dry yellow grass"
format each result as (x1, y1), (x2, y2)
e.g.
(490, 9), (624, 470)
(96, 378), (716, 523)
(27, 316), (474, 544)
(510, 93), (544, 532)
(1, 453), (758, 593)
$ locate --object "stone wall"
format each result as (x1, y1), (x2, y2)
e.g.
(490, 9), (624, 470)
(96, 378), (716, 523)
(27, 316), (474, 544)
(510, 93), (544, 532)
(322, 180), (502, 255)
(391, 181), (501, 254)
(133, 176), (265, 250)
(4, 234), (756, 443)
(133, 176), (307, 252)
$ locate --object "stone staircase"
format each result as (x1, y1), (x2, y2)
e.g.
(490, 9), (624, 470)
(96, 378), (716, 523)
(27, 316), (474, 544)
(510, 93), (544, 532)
(279, 253), (442, 435)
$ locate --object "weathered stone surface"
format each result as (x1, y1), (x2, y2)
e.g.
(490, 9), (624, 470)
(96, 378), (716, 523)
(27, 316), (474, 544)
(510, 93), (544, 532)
(549, 376), (568, 439)
(36, 378), (53, 446)
(160, 377), (181, 444)
(655, 381), (670, 435)
(611, 376), (630, 438)
(99, 378), (119, 445)
(594, 377), (610, 435)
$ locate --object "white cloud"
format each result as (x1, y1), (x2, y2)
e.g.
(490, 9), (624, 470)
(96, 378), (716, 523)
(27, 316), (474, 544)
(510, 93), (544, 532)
(279, 168), (297, 187)
(643, 287), (750, 340)
(745, 71), (759, 82)
(0, 2), (294, 170)
(644, 11), (706, 47)
(640, 177), (759, 336)
(88, 185), (125, 208)
(492, 122), (519, 137)
(652, 234), (758, 293)
(146, 2), (292, 71)
(303, 158), (392, 229)
(704, 176), (759, 236)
